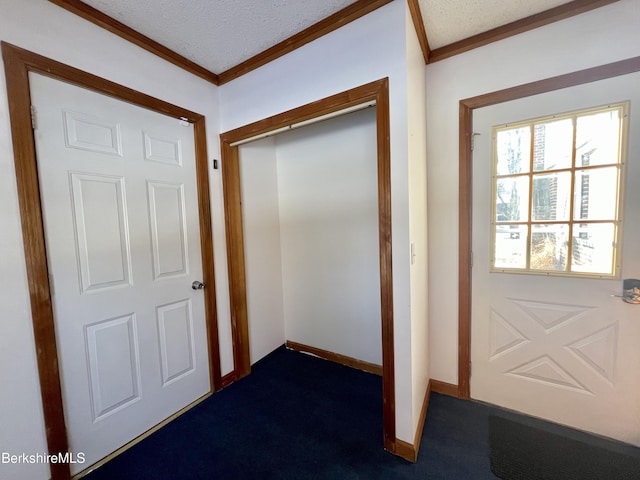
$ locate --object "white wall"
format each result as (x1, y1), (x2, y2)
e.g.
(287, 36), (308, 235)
(426, 0), (640, 384)
(276, 108), (381, 365)
(0, 1), (229, 479)
(406, 7), (430, 434)
(239, 138), (286, 364)
(219, 0), (418, 443)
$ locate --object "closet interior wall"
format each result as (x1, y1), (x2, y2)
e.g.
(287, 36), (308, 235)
(239, 108), (382, 366)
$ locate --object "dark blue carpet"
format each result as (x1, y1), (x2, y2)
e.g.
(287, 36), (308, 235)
(80, 346), (494, 478)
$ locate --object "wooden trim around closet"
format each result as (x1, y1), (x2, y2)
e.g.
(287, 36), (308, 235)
(216, 0), (393, 84)
(220, 141), (252, 378)
(457, 55), (640, 399)
(48, 0), (219, 85)
(1, 41), (222, 480)
(220, 77), (396, 452)
(429, 0), (619, 63)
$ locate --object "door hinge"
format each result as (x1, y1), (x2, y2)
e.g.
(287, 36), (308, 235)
(30, 105), (37, 130)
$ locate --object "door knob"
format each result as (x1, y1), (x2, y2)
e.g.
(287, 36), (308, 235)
(191, 280), (205, 290)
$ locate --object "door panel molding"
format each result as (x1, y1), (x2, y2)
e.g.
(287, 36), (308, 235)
(458, 56), (640, 399)
(1, 42), (221, 480)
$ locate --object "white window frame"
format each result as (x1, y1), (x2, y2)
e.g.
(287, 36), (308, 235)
(490, 102), (629, 278)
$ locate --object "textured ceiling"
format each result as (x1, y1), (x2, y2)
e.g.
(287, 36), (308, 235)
(82, 0), (359, 72)
(80, 0), (576, 74)
(418, 0), (573, 49)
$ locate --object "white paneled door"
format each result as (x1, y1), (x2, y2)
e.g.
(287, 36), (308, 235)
(471, 73), (640, 446)
(30, 73), (211, 473)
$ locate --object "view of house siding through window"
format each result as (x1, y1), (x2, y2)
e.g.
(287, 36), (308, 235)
(491, 103), (627, 276)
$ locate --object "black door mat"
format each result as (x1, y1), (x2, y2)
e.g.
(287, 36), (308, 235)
(489, 414), (640, 480)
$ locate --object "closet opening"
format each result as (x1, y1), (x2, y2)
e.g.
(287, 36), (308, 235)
(220, 78), (396, 452)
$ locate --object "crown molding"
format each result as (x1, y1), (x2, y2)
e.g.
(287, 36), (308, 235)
(428, 0), (619, 64)
(407, 0), (431, 64)
(49, 0), (220, 85)
(217, 0), (393, 85)
(49, 0), (621, 83)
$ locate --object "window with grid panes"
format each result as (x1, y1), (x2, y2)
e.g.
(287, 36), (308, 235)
(491, 103), (627, 277)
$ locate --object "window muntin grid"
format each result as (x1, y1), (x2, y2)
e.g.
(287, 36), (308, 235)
(491, 103), (627, 277)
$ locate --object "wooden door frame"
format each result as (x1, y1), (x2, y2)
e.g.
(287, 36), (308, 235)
(457, 56), (640, 399)
(1, 42), (222, 480)
(220, 78), (397, 452)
